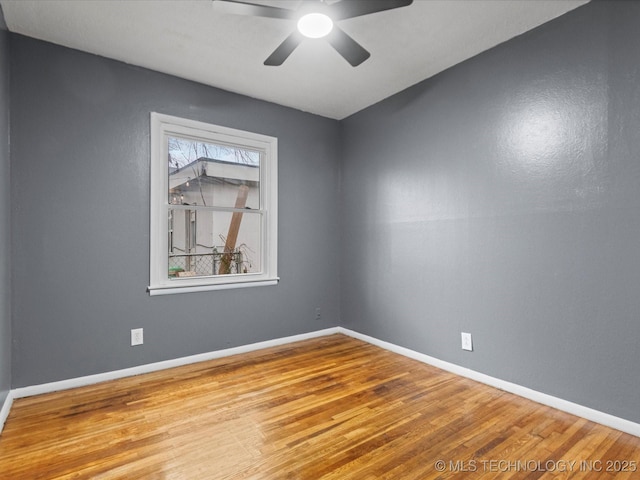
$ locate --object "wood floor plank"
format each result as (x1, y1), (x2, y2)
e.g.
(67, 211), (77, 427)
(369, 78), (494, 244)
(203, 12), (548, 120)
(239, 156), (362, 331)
(0, 334), (638, 479)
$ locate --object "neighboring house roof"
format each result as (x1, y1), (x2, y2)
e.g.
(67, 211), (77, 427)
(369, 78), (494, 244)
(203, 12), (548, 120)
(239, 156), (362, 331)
(169, 157), (259, 192)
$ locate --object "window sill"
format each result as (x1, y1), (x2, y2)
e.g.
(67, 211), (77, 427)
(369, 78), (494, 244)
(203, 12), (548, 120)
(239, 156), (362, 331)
(147, 278), (279, 296)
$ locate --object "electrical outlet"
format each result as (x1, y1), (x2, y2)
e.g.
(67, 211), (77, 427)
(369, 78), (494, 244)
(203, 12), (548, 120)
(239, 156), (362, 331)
(131, 328), (144, 346)
(461, 332), (473, 351)
(315, 307), (321, 320)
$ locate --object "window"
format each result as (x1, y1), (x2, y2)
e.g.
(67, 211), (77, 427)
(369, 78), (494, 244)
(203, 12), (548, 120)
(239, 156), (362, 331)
(148, 113), (278, 295)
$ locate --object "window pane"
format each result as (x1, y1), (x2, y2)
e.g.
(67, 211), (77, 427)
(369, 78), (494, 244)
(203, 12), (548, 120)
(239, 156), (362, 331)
(168, 208), (262, 278)
(168, 136), (260, 209)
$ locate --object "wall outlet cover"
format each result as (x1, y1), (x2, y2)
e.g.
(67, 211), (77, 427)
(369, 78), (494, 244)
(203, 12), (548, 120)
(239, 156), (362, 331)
(461, 332), (473, 351)
(131, 328), (144, 346)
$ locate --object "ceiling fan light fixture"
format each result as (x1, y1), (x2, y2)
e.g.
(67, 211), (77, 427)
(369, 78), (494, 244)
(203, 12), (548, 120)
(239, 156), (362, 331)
(297, 12), (333, 39)
(213, 0), (414, 66)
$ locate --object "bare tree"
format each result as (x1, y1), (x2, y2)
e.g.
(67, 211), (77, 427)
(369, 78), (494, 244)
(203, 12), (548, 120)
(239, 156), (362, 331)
(168, 136), (258, 167)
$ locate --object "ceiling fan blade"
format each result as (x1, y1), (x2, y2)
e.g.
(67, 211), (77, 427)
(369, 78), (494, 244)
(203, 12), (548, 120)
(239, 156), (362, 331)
(212, 0), (296, 20)
(326, 26), (370, 67)
(331, 0), (413, 21)
(264, 31), (304, 66)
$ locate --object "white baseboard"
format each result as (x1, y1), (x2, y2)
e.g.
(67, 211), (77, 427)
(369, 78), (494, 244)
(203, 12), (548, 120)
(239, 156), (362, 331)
(338, 327), (640, 438)
(0, 390), (14, 436)
(11, 327), (341, 399)
(3, 326), (639, 439)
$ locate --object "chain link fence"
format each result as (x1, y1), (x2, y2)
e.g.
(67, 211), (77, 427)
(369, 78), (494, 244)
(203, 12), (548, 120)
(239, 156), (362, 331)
(169, 250), (245, 277)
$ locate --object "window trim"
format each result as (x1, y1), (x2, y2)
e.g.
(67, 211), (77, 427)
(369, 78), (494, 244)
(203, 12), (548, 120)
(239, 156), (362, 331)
(148, 113), (278, 295)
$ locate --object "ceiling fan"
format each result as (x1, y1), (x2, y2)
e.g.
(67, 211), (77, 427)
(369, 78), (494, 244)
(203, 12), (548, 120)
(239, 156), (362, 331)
(212, 0), (413, 67)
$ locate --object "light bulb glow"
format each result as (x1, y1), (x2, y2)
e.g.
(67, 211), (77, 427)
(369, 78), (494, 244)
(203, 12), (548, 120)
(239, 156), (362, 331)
(297, 13), (333, 39)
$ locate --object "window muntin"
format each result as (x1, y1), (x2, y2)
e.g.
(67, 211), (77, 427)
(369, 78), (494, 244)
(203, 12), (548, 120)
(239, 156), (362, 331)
(149, 113), (277, 295)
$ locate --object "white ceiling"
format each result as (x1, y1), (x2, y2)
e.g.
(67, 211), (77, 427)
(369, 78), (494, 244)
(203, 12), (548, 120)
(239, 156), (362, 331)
(1, 0), (589, 120)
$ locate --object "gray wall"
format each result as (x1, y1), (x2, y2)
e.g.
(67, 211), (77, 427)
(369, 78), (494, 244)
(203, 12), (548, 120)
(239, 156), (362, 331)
(6, 0), (640, 427)
(341, 0), (640, 423)
(0, 5), (11, 408)
(10, 35), (341, 387)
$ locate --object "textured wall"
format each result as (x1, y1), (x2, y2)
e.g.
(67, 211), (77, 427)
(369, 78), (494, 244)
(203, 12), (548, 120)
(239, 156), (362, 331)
(0, 6), (11, 408)
(341, 1), (640, 423)
(7, 0), (640, 428)
(10, 35), (341, 387)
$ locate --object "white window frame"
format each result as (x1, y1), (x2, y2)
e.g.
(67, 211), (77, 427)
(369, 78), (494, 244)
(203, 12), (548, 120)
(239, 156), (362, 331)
(148, 113), (278, 295)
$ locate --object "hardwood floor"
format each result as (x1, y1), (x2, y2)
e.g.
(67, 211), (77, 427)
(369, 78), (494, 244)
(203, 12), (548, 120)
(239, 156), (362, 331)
(0, 334), (638, 479)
